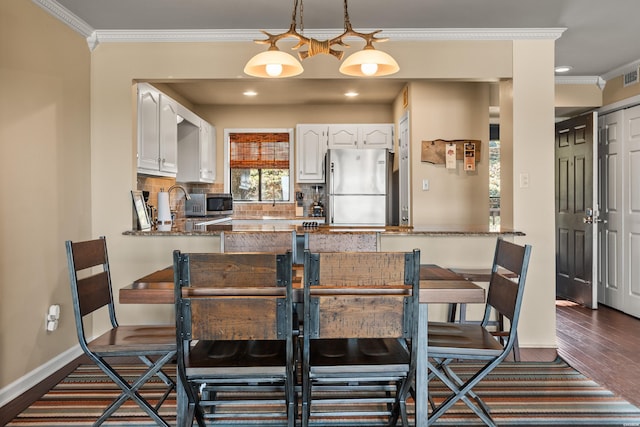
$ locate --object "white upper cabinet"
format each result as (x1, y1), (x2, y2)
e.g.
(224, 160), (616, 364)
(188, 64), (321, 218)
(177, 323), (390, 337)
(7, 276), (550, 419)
(176, 106), (216, 183)
(198, 121), (216, 182)
(137, 83), (178, 176)
(327, 125), (360, 149)
(296, 124), (328, 183)
(158, 95), (179, 174)
(137, 85), (161, 172)
(327, 124), (394, 150)
(360, 124), (394, 150)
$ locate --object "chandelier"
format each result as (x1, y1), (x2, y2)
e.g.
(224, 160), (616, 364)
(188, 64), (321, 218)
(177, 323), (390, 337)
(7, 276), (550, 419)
(243, 0), (400, 78)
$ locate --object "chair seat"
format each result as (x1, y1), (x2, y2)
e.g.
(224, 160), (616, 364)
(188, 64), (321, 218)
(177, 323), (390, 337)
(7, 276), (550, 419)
(310, 338), (410, 370)
(88, 325), (176, 354)
(427, 322), (504, 358)
(185, 339), (288, 377)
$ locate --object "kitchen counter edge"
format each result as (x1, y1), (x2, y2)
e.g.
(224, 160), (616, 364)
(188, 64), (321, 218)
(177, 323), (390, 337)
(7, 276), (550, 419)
(123, 226), (525, 237)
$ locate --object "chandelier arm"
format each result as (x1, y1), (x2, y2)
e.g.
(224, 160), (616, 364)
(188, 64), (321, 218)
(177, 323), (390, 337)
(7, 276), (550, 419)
(249, 0), (394, 69)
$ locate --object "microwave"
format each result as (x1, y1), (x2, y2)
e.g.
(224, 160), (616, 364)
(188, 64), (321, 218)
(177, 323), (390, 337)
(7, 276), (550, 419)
(184, 193), (233, 217)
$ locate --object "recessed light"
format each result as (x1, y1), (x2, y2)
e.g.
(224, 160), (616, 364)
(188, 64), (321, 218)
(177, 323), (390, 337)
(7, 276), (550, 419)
(554, 65), (573, 73)
(243, 90), (258, 96)
(344, 91), (359, 97)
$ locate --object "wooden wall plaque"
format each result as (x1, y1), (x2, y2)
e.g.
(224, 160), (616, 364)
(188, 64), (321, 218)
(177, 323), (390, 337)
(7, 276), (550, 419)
(421, 139), (481, 164)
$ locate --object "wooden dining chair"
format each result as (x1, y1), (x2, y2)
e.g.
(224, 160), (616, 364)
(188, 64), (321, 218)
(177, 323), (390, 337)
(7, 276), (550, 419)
(174, 251), (296, 427)
(445, 238), (524, 361)
(65, 237), (176, 427)
(301, 250), (420, 427)
(305, 231), (378, 252)
(221, 230), (295, 253)
(425, 239), (532, 426)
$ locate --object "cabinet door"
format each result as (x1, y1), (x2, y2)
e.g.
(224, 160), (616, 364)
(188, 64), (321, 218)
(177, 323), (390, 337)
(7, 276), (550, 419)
(199, 121), (216, 182)
(297, 125), (327, 182)
(328, 125), (359, 149)
(158, 95), (178, 175)
(137, 85), (160, 172)
(361, 124), (394, 150)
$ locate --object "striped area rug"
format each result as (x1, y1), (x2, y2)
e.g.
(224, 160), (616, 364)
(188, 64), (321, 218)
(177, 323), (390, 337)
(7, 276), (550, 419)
(7, 358), (640, 426)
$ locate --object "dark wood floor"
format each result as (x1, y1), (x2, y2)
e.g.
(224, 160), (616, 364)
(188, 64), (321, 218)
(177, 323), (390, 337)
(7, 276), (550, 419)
(556, 299), (640, 408)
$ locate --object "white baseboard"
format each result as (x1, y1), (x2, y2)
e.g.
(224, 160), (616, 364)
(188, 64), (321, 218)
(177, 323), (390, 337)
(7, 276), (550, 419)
(0, 344), (83, 407)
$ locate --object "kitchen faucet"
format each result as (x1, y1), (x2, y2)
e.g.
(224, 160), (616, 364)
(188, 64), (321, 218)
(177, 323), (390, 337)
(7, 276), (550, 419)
(167, 184), (191, 221)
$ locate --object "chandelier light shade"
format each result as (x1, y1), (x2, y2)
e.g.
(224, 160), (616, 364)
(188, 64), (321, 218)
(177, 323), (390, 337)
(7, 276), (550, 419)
(244, 0), (399, 78)
(339, 47), (400, 77)
(243, 49), (304, 78)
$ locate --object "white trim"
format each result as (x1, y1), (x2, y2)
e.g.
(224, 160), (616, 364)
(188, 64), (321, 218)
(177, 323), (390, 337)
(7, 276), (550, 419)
(555, 76), (607, 90)
(0, 344), (83, 407)
(597, 93), (640, 116)
(602, 58), (640, 82)
(32, 0), (93, 38)
(89, 27), (567, 45)
(31, 1), (566, 51)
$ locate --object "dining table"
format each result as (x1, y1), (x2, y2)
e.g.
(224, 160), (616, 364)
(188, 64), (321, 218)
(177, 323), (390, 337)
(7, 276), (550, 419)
(120, 263), (485, 426)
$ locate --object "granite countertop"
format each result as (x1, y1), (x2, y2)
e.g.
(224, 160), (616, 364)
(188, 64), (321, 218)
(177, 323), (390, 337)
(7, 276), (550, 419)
(123, 218), (524, 237)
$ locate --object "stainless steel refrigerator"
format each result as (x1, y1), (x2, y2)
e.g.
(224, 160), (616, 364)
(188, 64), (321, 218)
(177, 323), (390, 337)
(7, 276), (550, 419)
(326, 148), (393, 226)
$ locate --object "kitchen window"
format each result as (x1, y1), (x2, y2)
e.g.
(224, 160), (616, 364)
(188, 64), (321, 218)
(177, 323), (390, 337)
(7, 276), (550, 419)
(226, 130), (293, 202)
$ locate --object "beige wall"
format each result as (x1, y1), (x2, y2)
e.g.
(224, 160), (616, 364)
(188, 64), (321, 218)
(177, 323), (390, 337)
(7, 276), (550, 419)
(603, 74), (640, 105)
(0, 0), (90, 389)
(510, 39), (557, 347)
(555, 83), (603, 109)
(407, 81), (491, 226)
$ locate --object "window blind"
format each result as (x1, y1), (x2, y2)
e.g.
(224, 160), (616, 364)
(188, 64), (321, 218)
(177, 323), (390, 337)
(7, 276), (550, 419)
(229, 133), (290, 169)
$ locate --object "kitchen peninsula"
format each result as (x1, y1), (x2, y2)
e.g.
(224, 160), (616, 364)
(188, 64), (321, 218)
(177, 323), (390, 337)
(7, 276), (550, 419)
(123, 220), (524, 237)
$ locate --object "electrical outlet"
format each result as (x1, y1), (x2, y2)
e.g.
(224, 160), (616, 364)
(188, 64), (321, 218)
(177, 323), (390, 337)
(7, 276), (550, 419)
(519, 173), (529, 188)
(422, 179), (430, 191)
(46, 304), (60, 332)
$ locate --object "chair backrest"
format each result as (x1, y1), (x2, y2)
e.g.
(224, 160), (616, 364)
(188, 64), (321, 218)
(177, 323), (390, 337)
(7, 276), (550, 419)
(305, 232), (378, 252)
(221, 230), (295, 254)
(174, 251), (293, 342)
(483, 238), (532, 344)
(303, 250), (420, 340)
(65, 237), (117, 348)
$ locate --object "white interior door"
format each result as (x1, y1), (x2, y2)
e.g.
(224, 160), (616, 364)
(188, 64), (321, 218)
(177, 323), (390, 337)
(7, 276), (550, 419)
(598, 104), (640, 318)
(623, 105), (640, 317)
(599, 111), (624, 309)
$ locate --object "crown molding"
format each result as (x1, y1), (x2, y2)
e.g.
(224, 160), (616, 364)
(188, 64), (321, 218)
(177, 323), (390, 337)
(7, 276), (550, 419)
(555, 76), (606, 90)
(601, 59), (640, 82)
(31, 1), (566, 50)
(90, 27), (567, 47)
(32, 0), (93, 38)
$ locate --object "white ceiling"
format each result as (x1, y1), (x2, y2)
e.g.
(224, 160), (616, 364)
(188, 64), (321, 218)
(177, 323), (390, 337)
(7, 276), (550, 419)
(41, 0), (640, 107)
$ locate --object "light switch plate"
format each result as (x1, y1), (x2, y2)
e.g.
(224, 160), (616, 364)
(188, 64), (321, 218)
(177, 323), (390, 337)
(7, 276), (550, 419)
(422, 179), (429, 191)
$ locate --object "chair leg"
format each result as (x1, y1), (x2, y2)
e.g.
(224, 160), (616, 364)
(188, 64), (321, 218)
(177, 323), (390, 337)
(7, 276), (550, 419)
(427, 357), (501, 427)
(93, 350), (176, 427)
(447, 303), (457, 322)
(137, 355), (175, 409)
(512, 333), (521, 362)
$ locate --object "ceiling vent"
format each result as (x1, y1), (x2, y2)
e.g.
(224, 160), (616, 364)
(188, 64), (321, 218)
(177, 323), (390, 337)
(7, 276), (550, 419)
(623, 68), (639, 87)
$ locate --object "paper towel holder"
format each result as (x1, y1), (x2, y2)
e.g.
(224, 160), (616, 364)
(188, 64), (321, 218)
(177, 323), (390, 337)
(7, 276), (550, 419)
(131, 190), (152, 231)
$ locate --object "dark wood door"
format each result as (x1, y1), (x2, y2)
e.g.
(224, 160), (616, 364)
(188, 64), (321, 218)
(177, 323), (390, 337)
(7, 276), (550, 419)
(555, 113), (597, 307)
